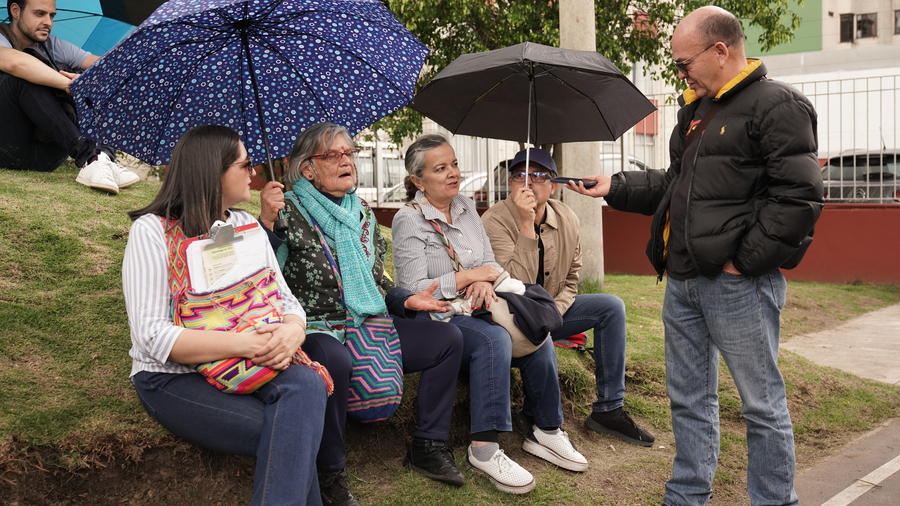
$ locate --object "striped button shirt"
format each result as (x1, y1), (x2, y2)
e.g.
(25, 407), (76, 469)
(122, 210), (305, 377)
(391, 191), (503, 300)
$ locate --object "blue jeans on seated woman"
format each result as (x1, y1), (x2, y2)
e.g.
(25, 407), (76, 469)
(417, 312), (563, 434)
(132, 365), (327, 506)
(301, 316), (463, 473)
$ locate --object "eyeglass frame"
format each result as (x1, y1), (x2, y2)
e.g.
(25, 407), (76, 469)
(509, 170), (554, 184)
(673, 43), (716, 75)
(231, 157), (255, 174)
(308, 148), (361, 163)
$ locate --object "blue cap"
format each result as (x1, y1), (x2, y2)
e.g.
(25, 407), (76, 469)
(510, 148), (557, 175)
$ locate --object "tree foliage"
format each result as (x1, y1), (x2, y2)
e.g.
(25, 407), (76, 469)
(373, 0), (802, 144)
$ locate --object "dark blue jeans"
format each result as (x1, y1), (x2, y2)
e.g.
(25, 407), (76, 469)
(132, 366), (327, 506)
(303, 316), (462, 472)
(0, 72), (100, 171)
(553, 293), (628, 413)
(417, 312), (563, 434)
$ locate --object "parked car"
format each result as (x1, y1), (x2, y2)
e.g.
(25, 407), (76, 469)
(472, 159), (513, 207)
(598, 153), (651, 176)
(822, 150), (900, 204)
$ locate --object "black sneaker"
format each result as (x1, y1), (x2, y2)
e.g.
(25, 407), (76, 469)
(318, 469), (361, 506)
(585, 408), (656, 447)
(402, 438), (466, 487)
(513, 409), (535, 437)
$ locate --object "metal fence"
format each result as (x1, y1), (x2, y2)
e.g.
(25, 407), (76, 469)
(612, 74), (900, 204)
(364, 73), (900, 207)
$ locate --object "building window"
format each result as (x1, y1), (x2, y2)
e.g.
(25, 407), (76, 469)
(857, 13), (877, 38)
(840, 14), (854, 42)
(895, 10), (900, 34)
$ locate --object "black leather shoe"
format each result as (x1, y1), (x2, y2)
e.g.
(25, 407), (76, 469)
(402, 438), (465, 487)
(318, 469), (361, 506)
(585, 408), (656, 447)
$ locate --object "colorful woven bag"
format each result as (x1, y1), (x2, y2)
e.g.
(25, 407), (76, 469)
(306, 216), (404, 422)
(163, 218), (333, 395)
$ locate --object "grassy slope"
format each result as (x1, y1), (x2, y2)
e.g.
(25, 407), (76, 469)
(1, 167), (899, 504)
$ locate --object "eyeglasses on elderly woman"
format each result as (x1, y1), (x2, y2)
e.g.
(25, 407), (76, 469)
(308, 149), (361, 163)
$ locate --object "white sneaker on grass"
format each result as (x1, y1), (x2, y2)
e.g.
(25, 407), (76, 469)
(467, 445), (535, 494)
(522, 426), (589, 472)
(75, 154), (118, 194)
(100, 152), (140, 188)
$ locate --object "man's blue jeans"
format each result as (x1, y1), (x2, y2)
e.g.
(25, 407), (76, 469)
(662, 271), (798, 506)
(132, 366), (327, 506)
(554, 293), (628, 413)
(424, 313), (563, 433)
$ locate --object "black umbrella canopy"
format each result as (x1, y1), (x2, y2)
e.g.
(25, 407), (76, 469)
(412, 42), (657, 145)
(98, 0), (166, 26)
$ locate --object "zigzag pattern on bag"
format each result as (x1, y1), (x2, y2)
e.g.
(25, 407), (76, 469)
(344, 316), (403, 421)
(162, 218), (333, 396)
(195, 357), (276, 393)
(174, 270), (282, 331)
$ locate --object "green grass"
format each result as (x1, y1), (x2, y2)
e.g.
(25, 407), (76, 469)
(2, 166), (900, 505)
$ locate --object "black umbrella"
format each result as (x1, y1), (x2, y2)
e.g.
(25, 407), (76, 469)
(412, 42), (657, 146)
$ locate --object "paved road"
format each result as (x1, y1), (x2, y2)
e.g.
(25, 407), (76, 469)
(782, 303), (900, 505)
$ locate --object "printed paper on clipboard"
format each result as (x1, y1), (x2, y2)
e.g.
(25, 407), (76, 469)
(183, 221), (270, 292)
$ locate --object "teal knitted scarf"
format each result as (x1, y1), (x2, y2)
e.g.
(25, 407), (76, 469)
(289, 179), (387, 325)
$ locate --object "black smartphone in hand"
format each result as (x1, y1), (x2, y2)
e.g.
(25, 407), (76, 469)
(550, 177), (598, 188)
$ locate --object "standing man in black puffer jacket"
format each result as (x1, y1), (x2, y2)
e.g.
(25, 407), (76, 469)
(563, 6), (823, 506)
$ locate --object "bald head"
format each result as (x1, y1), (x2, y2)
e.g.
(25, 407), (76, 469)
(679, 7), (745, 52)
(672, 6), (747, 98)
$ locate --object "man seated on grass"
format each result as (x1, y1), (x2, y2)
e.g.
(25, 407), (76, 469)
(482, 147), (655, 447)
(0, 0), (138, 194)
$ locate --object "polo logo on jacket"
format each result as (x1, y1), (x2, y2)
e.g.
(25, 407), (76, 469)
(720, 126), (726, 135)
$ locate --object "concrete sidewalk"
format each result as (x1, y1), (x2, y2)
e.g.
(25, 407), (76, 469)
(781, 302), (900, 386)
(782, 302), (900, 505)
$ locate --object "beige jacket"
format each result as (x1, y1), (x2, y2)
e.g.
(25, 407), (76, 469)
(481, 197), (581, 315)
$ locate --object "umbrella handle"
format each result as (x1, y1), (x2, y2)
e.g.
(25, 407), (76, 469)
(274, 211), (288, 233)
(264, 158), (289, 232)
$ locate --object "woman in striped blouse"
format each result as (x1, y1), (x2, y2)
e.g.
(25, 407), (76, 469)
(392, 134), (588, 495)
(122, 125), (326, 506)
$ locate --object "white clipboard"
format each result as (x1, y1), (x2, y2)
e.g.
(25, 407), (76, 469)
(184, 221), (270, 292)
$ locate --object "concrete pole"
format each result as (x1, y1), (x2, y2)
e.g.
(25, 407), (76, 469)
(559, 0), (604, 287)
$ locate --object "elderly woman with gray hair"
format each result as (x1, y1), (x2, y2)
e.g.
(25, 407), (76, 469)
(259, 123), (464, 506)
(391, 134), (588, 495)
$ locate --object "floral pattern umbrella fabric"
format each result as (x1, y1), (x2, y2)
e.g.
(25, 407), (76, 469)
(70, 0), (428, 166)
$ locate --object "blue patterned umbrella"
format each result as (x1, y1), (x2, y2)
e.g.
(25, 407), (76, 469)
(69, 0), (428, 166)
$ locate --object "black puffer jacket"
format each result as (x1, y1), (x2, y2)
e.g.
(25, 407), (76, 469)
(606, 60), (824, 279)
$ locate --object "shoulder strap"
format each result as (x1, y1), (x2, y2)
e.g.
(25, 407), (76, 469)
(404, 201), (462, 272)
(160, 217), (190, 294)
(683, 102), (724, 151)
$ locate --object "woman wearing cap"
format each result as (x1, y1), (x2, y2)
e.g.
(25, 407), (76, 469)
(391, 134), (588, 495)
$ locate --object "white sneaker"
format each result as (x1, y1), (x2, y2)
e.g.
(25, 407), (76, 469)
(467, 445), (535, 494)
(76, 154), (118, 194)
(522, 426), (589, 472)
(99, 152), (140, 188)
